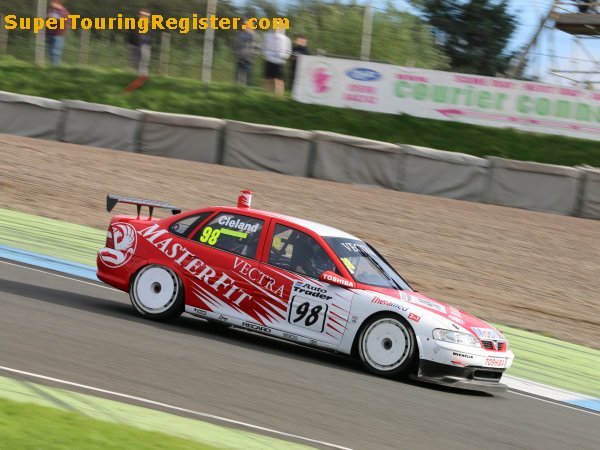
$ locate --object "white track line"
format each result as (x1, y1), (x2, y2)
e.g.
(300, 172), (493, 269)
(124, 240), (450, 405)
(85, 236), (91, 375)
(0, 259), (118, 291)
(0, 365), (352, 450)
(508, 390), (600, 416)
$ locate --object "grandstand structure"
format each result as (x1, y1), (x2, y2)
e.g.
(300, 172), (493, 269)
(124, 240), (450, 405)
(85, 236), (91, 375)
(510, 1), (600, 88)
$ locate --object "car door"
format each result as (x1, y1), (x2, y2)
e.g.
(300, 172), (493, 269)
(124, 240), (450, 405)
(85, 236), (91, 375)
(182, 211), (269, 324)
(257, 222), (354, 348)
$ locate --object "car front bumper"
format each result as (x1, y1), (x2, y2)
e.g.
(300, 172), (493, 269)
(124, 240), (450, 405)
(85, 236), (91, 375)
(412, 360), (508, 393)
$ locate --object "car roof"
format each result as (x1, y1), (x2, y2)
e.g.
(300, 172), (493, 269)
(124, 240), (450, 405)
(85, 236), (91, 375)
(211, 206), (359, 240)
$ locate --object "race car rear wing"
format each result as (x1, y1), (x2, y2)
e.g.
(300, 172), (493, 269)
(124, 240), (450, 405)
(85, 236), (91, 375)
(107, 194), (182, 219)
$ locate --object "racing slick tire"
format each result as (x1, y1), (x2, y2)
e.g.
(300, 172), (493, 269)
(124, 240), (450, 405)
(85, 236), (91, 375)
(130, 265), (184, 321)
(357, 313), (417, 378)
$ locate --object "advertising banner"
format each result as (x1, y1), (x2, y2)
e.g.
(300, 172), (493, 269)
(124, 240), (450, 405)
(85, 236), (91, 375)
(293, 56), (600, 142)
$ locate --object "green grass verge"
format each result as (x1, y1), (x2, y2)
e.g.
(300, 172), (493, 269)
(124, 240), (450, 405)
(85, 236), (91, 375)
(1, 207), (598, 398)
(0, 207), (104, 266)
(495, 324), (600, 398)
(0, 375), (313, 450)
(0, 398), (221, 450)
(1, 57), (599, 167)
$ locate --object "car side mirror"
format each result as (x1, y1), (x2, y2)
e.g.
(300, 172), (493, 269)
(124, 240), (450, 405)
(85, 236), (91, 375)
(319, 271), (355, 288)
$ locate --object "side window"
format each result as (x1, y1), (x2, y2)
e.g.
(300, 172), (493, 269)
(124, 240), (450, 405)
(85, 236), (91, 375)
(268, 224), (338, 279)
(192, 213), (264, 259)
(169, 212), (212, 237)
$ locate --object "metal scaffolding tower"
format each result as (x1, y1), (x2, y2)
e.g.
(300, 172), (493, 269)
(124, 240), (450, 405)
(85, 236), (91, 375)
(509, 1), (600, 88)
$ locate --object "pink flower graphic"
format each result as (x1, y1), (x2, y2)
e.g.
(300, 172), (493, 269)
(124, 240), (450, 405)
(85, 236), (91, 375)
(312, 67), (331, 94)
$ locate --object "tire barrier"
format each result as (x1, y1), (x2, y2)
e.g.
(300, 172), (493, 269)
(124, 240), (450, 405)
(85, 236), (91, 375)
(62, 100), (142, 151)
(222, 120), (314, 177)
(0, 96), (597, 219)
(400, 145), (489, 202)
(139, 110), (225, 164)
(313, 131), (403, 190)
(0, 91), (64, 140)
(578, 166), (600, 220)
(487, 157), (584, 216)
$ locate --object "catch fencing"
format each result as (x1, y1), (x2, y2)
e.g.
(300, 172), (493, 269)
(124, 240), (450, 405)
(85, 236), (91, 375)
(0, 90), (598, 220)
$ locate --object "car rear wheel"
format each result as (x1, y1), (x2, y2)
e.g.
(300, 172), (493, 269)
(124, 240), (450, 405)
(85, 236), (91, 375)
(358, 314), (417, 377)
(130, 265), (184, 321)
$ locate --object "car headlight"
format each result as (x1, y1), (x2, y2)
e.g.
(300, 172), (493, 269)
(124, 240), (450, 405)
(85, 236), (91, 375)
(433, 329), (481, 347)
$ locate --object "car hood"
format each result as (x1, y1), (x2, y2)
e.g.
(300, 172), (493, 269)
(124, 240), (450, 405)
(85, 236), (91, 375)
(367, 287), (505, 340)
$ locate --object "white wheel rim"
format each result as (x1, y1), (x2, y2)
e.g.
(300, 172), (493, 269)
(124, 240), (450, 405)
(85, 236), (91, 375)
(362, 318), (410, 371)
(133, 266), (178, 314)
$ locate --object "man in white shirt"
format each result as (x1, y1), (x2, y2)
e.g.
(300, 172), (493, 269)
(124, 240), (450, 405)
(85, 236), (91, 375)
(262, 28), (292, 96)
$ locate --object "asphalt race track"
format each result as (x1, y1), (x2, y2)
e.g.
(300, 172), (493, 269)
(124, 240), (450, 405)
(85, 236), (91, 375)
(1, 261), (599, 450)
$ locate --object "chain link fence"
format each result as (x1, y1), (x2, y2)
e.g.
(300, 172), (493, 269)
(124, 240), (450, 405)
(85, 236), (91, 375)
(1, 26), (242, 83)
(0, 1), (255, 84)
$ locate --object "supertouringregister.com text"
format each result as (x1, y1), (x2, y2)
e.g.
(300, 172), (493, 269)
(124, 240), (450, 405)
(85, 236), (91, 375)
(1, 14), (290, 34)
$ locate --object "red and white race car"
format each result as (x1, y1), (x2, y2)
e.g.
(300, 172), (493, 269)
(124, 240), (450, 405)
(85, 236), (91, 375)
(97, 191), (514, 393)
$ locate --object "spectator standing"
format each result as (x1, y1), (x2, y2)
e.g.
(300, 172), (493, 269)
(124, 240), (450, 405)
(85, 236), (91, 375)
(262, 28), (291, 96)
(289, 36), (310, 91)
(46, 0), (70, 66)
(234, 19), (260, 86)
(127, 9), (152, 77)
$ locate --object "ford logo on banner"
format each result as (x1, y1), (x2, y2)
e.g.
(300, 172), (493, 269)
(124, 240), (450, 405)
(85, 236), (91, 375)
(346, 68), (382, 82)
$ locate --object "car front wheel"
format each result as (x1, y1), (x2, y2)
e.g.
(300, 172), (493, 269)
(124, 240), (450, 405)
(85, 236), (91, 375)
(358, 314), (417, 377)
(130, 265), (184, 321)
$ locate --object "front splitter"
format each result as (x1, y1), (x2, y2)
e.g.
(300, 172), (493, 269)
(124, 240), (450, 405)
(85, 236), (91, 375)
(412, 360), (508, 394)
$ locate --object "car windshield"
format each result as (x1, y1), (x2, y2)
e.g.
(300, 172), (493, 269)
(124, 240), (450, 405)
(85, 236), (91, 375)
(324, 238), (412, 290)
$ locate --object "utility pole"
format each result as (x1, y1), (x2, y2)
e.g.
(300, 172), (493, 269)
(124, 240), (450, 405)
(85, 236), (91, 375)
(35, 0), (48, 66)
(202, 0), (217, 83)
(361, 3), (373, 61)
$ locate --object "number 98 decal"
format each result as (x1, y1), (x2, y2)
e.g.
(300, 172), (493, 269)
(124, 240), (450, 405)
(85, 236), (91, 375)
(288, 296), (328, 332)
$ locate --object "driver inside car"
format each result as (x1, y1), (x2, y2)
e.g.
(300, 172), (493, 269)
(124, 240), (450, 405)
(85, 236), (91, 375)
(294, 237), (337, 278)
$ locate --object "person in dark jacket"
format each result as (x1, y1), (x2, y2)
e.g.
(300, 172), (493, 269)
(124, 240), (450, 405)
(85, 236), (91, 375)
(289, 36), (310, 91)
(127, 10), (152, 76)
(234, 19), (260, 86)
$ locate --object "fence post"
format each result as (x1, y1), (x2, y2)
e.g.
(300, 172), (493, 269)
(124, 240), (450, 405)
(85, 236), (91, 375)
(159, 32), (171, 76)
(360, 3), (373, 61)
(34, 0), (48, 65)
(78, 29), (91, 65)
(0, 14), (8, 55)
(202, 0), (217, 83)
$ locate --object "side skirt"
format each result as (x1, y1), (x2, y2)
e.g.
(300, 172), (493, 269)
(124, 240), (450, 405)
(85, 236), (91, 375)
(184, 305), (342, 352)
